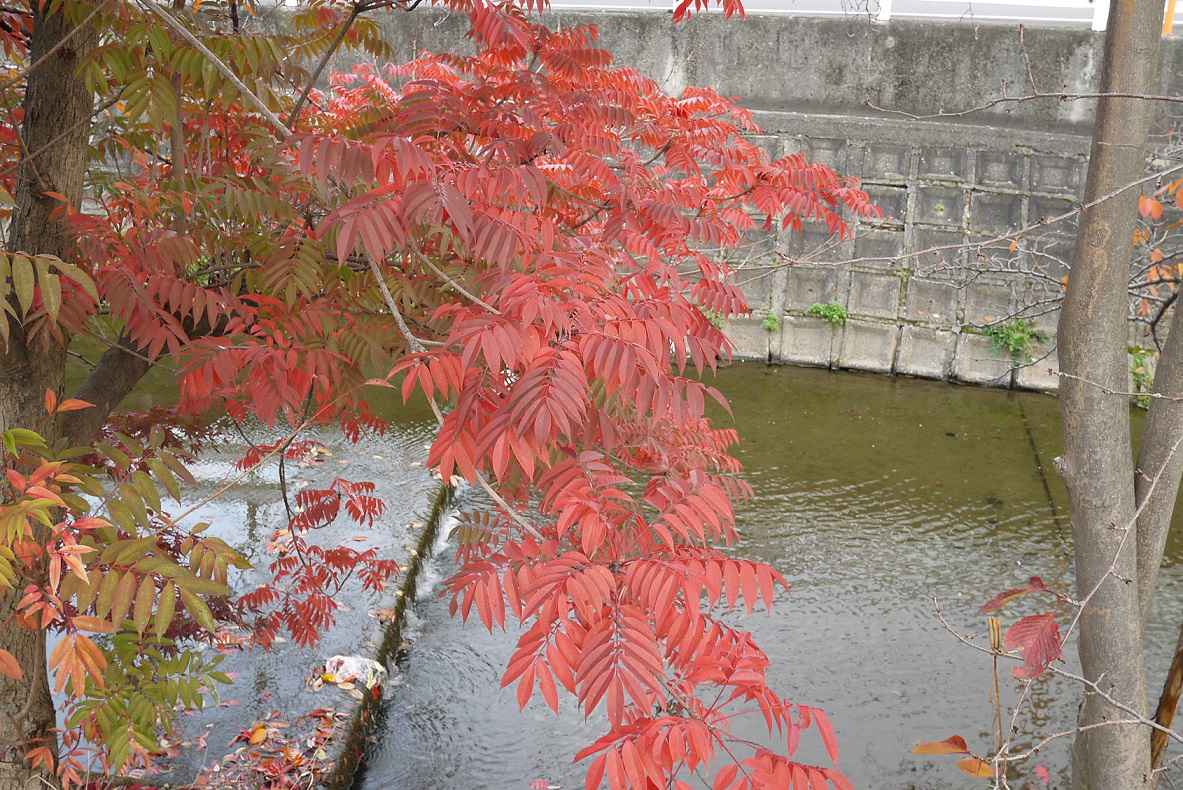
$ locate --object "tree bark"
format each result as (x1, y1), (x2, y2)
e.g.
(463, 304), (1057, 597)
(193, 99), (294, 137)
(1136, 302), (1183, 626)
(0, 5), (96, 788)
(1057, 1), (1162, 787)
(60, 336), (152, 447)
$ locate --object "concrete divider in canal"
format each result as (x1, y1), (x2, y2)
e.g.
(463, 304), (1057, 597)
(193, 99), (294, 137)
(320, 482), (452, 789)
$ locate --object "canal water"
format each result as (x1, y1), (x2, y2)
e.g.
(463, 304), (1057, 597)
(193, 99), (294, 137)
(352, 364), (1183, 790)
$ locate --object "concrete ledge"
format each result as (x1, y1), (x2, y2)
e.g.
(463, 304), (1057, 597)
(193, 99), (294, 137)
(953, 333), (1015, 387)
(837, 320), (898, 373)
(896, 325), (956, 380)
(1014, 342), (1061, 392)
(726, 317), (773, 362)
(778, 315), (834, 367)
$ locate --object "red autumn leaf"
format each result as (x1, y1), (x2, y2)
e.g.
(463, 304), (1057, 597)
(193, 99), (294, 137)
(0, 648), (22, 680)
(1005, 613), (1062, 678)
(54, 398), (94, 413)
(1140, 194), (1165, 221)
(979, 576), (1049, 613)
(43, 388), (56, 414)
(1035, 764), (1051, 785)
(912, 735), (970, 755)
(812, 707), (839, 764)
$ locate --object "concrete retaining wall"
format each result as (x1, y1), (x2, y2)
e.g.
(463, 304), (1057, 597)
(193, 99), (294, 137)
(334, 9), (1183, 391)
(720, 107), (1093, 391)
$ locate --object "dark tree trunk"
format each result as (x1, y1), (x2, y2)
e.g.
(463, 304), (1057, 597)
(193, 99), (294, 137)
(1136, 303), (1183, 626)
(0, 6), (96, 788)
(1057, 1), (1163, 787)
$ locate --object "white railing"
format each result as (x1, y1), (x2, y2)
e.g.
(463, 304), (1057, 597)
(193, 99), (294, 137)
(548, 0), (1181, 33)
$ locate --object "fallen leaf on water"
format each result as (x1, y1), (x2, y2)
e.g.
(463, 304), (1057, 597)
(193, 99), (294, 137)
(957, 758), (993, 778)
(912, 735), (969, 755)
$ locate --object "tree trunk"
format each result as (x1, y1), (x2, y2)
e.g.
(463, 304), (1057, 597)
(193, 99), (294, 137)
(1057, 1), (1162, 787)
(1136, 302), (1183, 626)
(0, 5), (96, 787)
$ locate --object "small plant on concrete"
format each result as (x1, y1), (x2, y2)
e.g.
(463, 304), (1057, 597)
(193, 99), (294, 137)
(1130, 345), (1154, 409)
(985, 319), (1045, 362)
(807, 301), (848, 326)
(762, 313), (782, 333)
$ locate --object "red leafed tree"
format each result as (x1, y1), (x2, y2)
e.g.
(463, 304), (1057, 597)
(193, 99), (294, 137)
(0, 1), (873, 787)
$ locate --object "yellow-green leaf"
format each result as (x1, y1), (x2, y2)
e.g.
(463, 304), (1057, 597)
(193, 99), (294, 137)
(40, 272), (60, 323)
(11, 253), (33, 317)
(76, 574), (97, 613)
(95, 571), (119, 619)
(155, 582), (176, 638)
(130, 471), (161, 512)
(110, 571), (137, 629)
(147, 459), (181, 502)
(179, 587), (214, 631)
(132, 574), (155, 635)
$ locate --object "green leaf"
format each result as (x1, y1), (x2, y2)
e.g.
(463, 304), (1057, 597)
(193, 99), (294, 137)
(113, 538), (155, 565)
(117, 483), (149, 528)
(60, 493), (91, 514)
(5, 428), (47, 450)
(114, 432), (144, 458)
(160, 450), (196, 485)
(130, 471), (161, 512)
(106, 500), (136, 534)
(147, 459), (181, 502)
(133, 556), (171, 575)
(76, 574), (97, 613)
(96, 440), (130, 470)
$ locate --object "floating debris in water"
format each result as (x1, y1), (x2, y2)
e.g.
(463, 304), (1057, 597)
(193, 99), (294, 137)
(309, 655), (387, 701)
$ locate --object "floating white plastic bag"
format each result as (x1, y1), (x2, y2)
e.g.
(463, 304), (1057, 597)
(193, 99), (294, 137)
(314, 655), (387, 698)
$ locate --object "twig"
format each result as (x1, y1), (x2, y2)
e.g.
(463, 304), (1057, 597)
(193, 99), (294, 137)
(410, 247), (501, 315)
